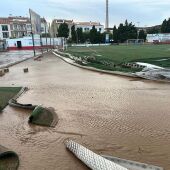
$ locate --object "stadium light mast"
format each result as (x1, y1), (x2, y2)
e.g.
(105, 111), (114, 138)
(105, 0), (109, 32)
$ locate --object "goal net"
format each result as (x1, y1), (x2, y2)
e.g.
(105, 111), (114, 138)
(127, 39), (144, 45)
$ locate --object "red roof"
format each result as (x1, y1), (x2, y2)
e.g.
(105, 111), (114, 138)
(0, 18), (10, 24)
(0, 16), (47, 25)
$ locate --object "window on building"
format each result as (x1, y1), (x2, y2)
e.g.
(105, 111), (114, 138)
(23, 25), (26, 30)
(99, 28), (102, 32)
(27, 25), (31, 29)
(41, 27), (44, 32)
(2, 25), (8, 31)
(10, 25), (13, 30)
(14, 25), (17, 30)
(3, 32), (9, 38)
(18, 25), (21, 30)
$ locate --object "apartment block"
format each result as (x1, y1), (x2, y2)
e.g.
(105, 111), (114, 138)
(0, 16), (48, 40)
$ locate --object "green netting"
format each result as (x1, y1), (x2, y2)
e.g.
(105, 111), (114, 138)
(29, 106), (58, 127)
(0, 145), (19, 170)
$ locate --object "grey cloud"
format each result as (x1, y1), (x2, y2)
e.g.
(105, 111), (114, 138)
(0, 0), (169, 27)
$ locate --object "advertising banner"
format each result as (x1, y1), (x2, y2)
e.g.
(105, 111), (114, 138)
(29, 9), (41, 34)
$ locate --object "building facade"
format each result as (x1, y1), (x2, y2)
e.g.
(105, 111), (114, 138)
(75, 22), (104, 33)
(0, 18), (11, 39)
(9, 16), (30, 38)
(51, 19), (74, 38)
(51, 19), (104, 38)
(0, 16), (48, 40)
(40, 18), (49, 34)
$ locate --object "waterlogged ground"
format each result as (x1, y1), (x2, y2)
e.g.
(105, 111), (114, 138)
(0, 50), (40, 68)
(0, 53), (170, 170)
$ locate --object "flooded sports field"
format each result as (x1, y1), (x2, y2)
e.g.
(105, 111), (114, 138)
(0, 53), (170, 170)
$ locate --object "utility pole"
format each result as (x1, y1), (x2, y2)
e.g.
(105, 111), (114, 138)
(105, 0), (109, 32)
(105, 0), (110, 43)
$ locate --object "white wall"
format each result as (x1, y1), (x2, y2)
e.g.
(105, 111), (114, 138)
(7, 37), (40, 47)
(6, 36), (62, 47)
(75, 25), (104, 33)
(41, 37), (62, 46)
(147, 33), (170, 43)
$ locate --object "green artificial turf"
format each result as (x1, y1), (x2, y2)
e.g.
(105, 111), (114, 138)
(66, 44), (170, 71)
(0, 87), (22, 111)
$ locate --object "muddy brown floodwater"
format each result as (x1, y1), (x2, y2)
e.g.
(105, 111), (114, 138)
(0, 53), (170, 170)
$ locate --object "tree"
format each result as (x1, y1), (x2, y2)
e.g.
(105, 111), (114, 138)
(77, 28), (84, 43)
(96, 31), (102, 43)
(117, 23), (124, 42)
(113, 25), (118, 42)
(161, 19), (167, 33)
(147, 27), (160, 34)
(58, 23), (69, 38)
(112, 20), (138, 43)
(160, 18), (170, 33)
(83, 32), (90, 43)
(71, 25), (77, 43)
(90, 26), (98, 44)
(138, 30), (147, 40)
(167, 18), (170, 33)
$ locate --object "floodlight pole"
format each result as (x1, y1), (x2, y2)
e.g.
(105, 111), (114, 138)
(105, 0), (109, 32)
(29, 9), (36, 57)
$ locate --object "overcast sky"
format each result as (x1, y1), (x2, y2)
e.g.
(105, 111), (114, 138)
(1, 0), (170, 27)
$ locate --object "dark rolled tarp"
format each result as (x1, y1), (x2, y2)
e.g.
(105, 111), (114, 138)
(0, 145), (19, 170)
(8, 87), (37, 110)
(9, 99), (37, 110)
(29, 106), (58, 127)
